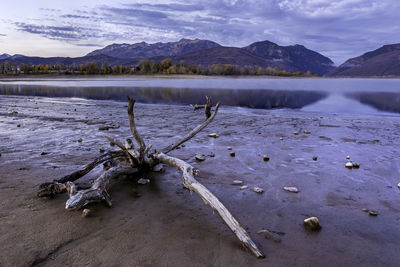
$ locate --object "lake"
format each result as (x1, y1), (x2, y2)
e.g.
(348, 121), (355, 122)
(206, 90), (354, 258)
(0, 77), (399, 115)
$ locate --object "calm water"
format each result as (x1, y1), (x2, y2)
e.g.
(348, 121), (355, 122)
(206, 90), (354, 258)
(0, 77), (399, 115)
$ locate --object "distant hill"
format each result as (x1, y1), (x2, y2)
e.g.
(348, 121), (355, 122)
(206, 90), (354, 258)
(87, 38), (221, 59)
(0, 53), (11, 60)
(328, 44), (400, 76)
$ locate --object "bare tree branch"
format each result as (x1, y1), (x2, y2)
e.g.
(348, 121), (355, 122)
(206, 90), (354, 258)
(127, 97), (146, 153)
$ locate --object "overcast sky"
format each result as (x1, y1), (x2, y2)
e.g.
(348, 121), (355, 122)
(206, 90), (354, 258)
(0, 0), (399, 65)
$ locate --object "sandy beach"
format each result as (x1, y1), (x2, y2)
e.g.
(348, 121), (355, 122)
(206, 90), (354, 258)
(1, 95), (399, 266)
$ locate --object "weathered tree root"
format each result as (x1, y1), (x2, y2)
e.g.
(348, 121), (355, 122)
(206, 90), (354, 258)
(37, 96), (264, 258)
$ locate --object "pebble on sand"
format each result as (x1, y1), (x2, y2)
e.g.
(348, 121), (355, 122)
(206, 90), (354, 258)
(304, 130), (311, 134)
(208, 133), (219, 138)
(230, 152), (235, 157)
(263, 155), (270, 161)
(345, 162), (353, 169)
(82, 209), (91, 217)
(346, 155), (350, 159)
(240, 185), (248, 190)
(227, 147), (232, 150)
(232, 180), (243, 185)
(99, 147), (105, 153)
(352, 162), (360, 168)
(283, 186), (299, 193)
(362, 208), (369, 212)
(293, 131), (299, 135)
(78, 138), (82, 143)
(369, 210), (378, 216)
(304, 217), (321, 231)
(312, 156), (317, 161)
(398, 183), (400, 189)
(253, 187), (264, 193)
(195, 154), (205, 161)
(280, 137), (284, 140)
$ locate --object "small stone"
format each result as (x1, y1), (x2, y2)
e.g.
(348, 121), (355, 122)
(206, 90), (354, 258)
(208, 133), (219, 138)
(78, 138), (82, 143)
(17, 124), (21, 127)
(232, 180), (243, 185)
(280, 137), (284, 140)
(352, 162), (360, 169)
(362, 208), (369, 212)
(346, 155), (350, 160)
(153, 164), (164, 172)
(82, 209), (91, 217)
(195, 154), (205, 161)
(240, 185), (248, 190)
(99, 147), (105, 153)
(257, 229), (282, 243)
(369, 210), (378, 216)
(293, 131), (299, 135)
(209, 152), (215, 157)
(263, 155), (270, 162)
(304, 217), (321, 231)
(40, 152), (49, 156)
(253, 187), (264, 193)
(283, 186), (299, 193)
(345, 162), (353, 169)
(398, 183), (400, 189)
(146, 179), (150, 183)
(137, 178), (147, 185)
(312, 156), (317, 161)
(304, 130), (311, 134)
(227, 147), (232, 150)
(230, 152), (235, 157)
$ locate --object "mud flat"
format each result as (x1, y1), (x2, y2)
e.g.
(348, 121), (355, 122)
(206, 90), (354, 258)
(0, 95), (399, 266)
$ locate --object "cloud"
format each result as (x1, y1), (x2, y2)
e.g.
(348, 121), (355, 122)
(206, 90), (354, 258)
(0, 33), (6, 36)
(75, 43), (103, 47)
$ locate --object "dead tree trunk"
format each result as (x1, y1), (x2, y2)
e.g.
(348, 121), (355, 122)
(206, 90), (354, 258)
(37, 96), (264, 258)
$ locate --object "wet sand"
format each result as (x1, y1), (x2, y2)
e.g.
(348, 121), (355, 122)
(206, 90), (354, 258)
(0, 95), (399, 266)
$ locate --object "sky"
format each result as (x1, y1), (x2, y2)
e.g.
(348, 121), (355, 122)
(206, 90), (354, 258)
(0, 0), (399, 65)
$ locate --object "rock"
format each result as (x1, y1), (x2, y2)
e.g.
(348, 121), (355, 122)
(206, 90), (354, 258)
(230, 152), (235, 157)
(232, 180), (243, 185)
(240, 185), (248, 190)
(304, 217), (321, 231)
(153, 164), (164, 172)
(280, 137), (284, 140)
(137, 178), (148, 185)
(78, 138), (82, 143)
(17, 124), (21, 127)
(362, 208), (369, 212)
(257, 229), (282, 243)
(209, 152), (215, 157)
(346, 155), (350, 160)
(304, 130), (311, 134)
(398, 183), (400, 189)
(0, 153), (1, 158)
(253, 187), (264, 193)
(99, 147), (105, 153)
(208, 133), (219, 138)
(369, 210), (378, 216)
(227, 147), (232, 150)
(82, 209), (91, 217)
(312, 156), (317, 161)
(195, 154), (205, 161)
(263, 155), (270, 161)
(283, 186), (299, 193)
(40, 152), (49, 156)
(293, 131), (299, 135)
(352, 162), (360, 168)
(345, 162), (353, 169)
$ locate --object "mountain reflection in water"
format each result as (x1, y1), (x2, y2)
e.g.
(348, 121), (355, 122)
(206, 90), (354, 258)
(0, 85), (327, 110)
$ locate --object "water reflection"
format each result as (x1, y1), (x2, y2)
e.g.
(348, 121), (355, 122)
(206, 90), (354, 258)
(347, 92), (400, 113)
(0, 84), (327, 110)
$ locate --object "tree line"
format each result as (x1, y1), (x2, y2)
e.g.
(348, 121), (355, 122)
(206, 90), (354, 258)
(0, 59), (316, 77)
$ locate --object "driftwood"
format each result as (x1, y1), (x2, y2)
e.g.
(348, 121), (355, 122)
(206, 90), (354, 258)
(37, 96), (264, 258)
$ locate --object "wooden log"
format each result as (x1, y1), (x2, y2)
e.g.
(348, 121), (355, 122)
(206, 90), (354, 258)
(154, 152), (264, 258)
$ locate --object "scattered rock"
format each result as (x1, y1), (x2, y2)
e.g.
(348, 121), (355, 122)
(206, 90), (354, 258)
(227, 147), (232, 150)
(232, 180), (243, 185)
(253, 187), (264, 193)
(398, 183), (400, 189)
(369, 210), (378, 216)
(153, 164), (164, 172)
(263, 155), (270, 161)
(312, 156), (317, 161)
(283, 186), (299, 193)
(352, 162), (360, 168)
(240, 185), (248, 190)
(99, 147), (105, 153)
(78, 138), (83, 143)
(280, 137), (284, 140)
(195, 154), (205, 161)
(17, 124), (21, 127)
(362, 208), (369, 212)
(293, 131), (299, 135)
(208, 133), (219, 138)
(230, 152), (235, 157)
(208, 152), (215, 157)
(0, 153), (2, 158)
(40, 152), (49, 156)
(304, 217), (321, 231)
(82, 209), (91, 217)
(346, 155), (350, 160)
(304, 130), (311, 134)
(345, 162), (353, 169)
(137, 178), (148, 185)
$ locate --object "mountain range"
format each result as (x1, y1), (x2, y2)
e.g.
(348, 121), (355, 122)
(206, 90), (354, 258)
(1, 39), (399, 76)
